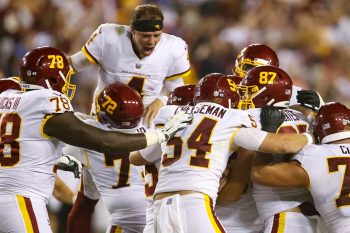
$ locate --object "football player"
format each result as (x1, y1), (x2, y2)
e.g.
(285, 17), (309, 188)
(233, 43), (279, 79)
(251, 102), (350, 233)
(69, 4), (191, 127)
(130, 84), (196, 233)
(144, 73), (313, 233)
(64, 82), (148, 232)
(233, 43), (325, 121)
(239, 65), (319, 232)
(0, 46), (189, 232)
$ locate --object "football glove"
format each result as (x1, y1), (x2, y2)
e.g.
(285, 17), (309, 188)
(260, 106), (286, 133)
(156, 110), (193, 143)
(56, 155), (82, 179)
(296, 90), (324, 111)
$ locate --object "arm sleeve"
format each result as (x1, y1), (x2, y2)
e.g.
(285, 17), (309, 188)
(81, 24), (105, 65)
(139, 144), (163, 163)
(165, 39), (191, 80)
(70, 51), (96, 72)
(231, 128), (268, 151)
(153, 105), (179, 126)
(164, 77), (185, 93)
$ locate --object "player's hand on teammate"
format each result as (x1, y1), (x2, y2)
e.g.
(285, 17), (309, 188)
(143, 98), (165, 128)
(155, 110), (193, 143)
(297, 90), (324, 112)
(56, 155), (82, 179)
(218, 168), (230, 192)
(260, 106), (286, 133)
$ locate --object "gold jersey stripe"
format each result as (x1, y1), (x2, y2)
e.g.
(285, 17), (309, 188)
(203, 194), (225, 233)
(271, 212), (286, 233)
(82, 46), (98, 64)
(16, 195), (39, 233)
(165, 68), (191, 80)
(110, 225), (123, 233)
(40, 114), (55, 138)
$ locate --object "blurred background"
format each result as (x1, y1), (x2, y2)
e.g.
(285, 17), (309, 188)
(1, 0), (350, 232)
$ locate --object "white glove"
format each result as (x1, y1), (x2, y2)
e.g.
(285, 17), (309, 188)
(161, 110), (193, 141)
(56, 155), (82, 179)
(145, 111), (193, 145)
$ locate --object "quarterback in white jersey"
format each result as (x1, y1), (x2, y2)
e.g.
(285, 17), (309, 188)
(149, 73), (312, 233)
(69, 4), (191, 126)
(252, 102), (350, 233)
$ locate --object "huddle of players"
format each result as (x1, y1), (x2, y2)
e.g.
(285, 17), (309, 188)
(60, 44), (350, 233)
(1, 44), (349, 233)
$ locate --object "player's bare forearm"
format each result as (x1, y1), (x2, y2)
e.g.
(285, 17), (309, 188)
(44, 112), (147, 153)
(217, 148), (254, 204)
(53, 176), (74, 204)
(251, 161), (309, 188)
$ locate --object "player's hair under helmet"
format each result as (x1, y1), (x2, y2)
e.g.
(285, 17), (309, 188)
(167, 84), (196, 106)
(239, 65), (293, 109)
(96, 82), (144, 129)
(315, 102), (350, 144)
(19, 46), (76, 100)
(193, 73), (240, 109)
(233, 43), (279, 78)
(0, 77), (21, 94)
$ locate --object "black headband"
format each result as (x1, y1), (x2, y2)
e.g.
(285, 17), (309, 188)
(132, 20), (163, 32)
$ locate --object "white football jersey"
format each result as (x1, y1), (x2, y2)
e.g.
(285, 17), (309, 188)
(154, 102), (260, 201)
(293, 144), (350, 233)
(251, 108), (314, 222)
(81, 23), (190, 106)
(63, 119), (146, 193)
(63, 119), (147, 227)
(0, 89), (73, 202)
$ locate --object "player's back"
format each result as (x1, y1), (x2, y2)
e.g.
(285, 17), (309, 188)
(155, 102), (255, 201)
(0, 89), (72, 201)
(294, 144), (350, 232)
(251, 108), (314, 221)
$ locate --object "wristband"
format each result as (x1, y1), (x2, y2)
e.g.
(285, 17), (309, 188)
(302, 133), (313, 146)
(144, 132), (159, 146)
